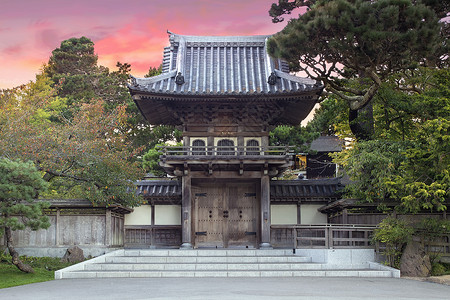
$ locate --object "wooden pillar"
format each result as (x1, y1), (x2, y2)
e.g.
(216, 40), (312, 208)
(260, 175), (272, 249)
(105, 209), (112, 247)
(150, 203), (156, 249)
(55, 208), (60, 246)
(342, 208), (348, 225)
(180, 174), (193, 249)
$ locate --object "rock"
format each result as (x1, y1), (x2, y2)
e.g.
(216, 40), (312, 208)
(400, 238), (431, 277)
(61, 246), (85, 263)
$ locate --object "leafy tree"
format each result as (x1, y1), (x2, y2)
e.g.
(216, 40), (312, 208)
(42, 37), (157, 153)
(269, 125), (318, 149)
(268, 0), (444, 139)
(0, 77), (144, 206)
(0, 158), (50, 273)
(142, 128), (183, 178)
(145, 64), (163, 78)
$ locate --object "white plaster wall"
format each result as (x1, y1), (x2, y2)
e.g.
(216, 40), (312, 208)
(124, 205), (152, 225)
(155, 205), (181, 225)
(271, 204), (297, 225)
(300, 204), (327, 224)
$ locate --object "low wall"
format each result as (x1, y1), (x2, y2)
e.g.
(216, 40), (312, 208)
(294, 248), (374, 264)
(1, 208), (125, 258)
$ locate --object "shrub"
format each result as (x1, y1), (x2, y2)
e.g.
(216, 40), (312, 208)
(431, 263), (446, 276)
(373, 216), (414, 268)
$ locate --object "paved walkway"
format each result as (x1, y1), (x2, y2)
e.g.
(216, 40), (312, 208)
(0, 277), (449, 300)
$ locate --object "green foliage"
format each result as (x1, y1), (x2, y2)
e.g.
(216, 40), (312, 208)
(431, 262), (447, 276)
(307, 96), (351, 137)
(269, 125), (319, 152)
(145, 64), (163, 78)
(44, 37), (97, 78)
(416, 217), (450, 263)
(0, 264), (54, 289)
(335, 140), (409, 205)
(0, 81), (144, 206)
(268, 0), (444, 112)
(143, 144), (167, 177)
(372, 217), (414, 268)
(147, 125), (183, 149)
(143, 141), (182, 177)
(0, 255), (76, 288)
(374, 68), (450, 140)
(0, 158), (50, 236)
(42, 37), (155, 153)
(416, 218), (450, 237)
(333, 68), (449, 213)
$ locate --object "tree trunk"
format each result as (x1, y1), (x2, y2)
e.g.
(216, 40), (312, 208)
(349, 102), (374, 140)
(5, 227), (34, 273)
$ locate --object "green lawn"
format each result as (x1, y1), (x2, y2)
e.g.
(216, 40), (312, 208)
(0, 255), (74, 289)
(0, 264), (55, 289)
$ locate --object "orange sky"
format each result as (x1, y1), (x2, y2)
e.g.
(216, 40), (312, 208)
(0, 0), (303, 89)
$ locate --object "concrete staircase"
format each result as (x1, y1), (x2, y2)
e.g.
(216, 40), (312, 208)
(55, 249), (399, 279)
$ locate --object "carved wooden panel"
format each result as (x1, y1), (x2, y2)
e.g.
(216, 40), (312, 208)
(174, 102), (284, 127)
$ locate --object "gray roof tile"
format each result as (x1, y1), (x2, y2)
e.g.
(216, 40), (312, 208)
(129, 32), (322, 96)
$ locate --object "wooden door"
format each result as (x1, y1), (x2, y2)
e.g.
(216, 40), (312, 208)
(193, 181), (258, 248)
(227, 183), (258, 248)
(194, 185), (225, 248)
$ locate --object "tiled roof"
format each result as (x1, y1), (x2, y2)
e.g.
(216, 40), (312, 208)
(135, 178), (342, 201)
(270, 178), (343, 200)
(129, 32), (322, 97)
(135, 180), (182, 198)
(310, 136), (343, 152)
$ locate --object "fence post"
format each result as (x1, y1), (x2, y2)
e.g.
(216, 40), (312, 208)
(293, 227), (297, 249)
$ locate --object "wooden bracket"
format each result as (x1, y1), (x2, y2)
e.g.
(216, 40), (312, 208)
(263, 162), (268, 175)
(208, 162), (213, 175)
(239, 162), (244, 175)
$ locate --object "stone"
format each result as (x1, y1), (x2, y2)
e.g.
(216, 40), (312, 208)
(61, 246), (85, 263)
(400, 238), (431, 277)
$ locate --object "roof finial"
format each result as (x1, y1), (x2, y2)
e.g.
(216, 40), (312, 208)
(175, 72), (185, 85)
(268, 72), (277, 85)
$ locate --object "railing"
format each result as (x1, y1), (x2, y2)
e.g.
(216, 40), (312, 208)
(421, 233), (450, 259)
(124, 225), (181, 248)
(271, 224), (377, 249)
(158, 145), (293, 157)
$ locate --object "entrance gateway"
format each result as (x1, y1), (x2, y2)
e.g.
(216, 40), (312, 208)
(128, 31), (323, 249)
(193, 180), (259, 248)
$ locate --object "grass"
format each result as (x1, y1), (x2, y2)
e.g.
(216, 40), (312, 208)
(0, 254), (75, 289)
(0, 264), (56, 289)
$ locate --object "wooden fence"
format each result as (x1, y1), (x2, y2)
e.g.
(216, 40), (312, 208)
(124, 225), (181, 248)
(421, 233), (450, 260)
(329, 212), (449, 225)
(271, 224), (450, 261)
(271, 224), (377, 249)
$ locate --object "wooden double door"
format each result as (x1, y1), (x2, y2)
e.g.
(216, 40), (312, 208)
(193, 180), (259, 248)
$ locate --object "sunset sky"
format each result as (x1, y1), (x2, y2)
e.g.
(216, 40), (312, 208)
(0, 0), (303, 89)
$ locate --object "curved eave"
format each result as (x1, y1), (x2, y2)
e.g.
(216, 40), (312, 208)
(131, 86), (323, 126)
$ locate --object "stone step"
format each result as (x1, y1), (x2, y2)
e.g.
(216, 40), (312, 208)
(105, 255), (311, 264)
(84, 262), (335, 271)
(59, 269), (394, 279)
(122, 249), (295, 257)
(55, 249), (400, 279)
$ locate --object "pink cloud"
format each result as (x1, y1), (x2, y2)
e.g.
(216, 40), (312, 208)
(0, 0), (293, 88)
